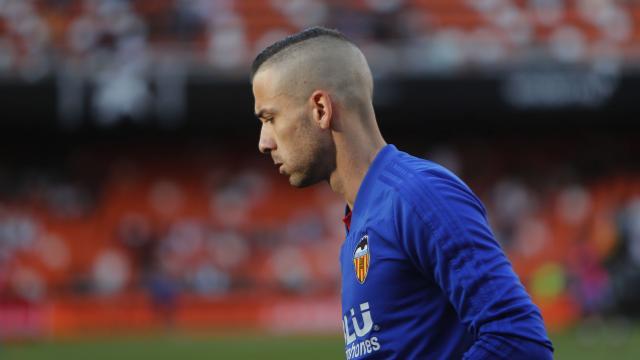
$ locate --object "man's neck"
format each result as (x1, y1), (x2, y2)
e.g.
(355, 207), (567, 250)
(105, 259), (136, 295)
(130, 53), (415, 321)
(329, 129), (386, 211)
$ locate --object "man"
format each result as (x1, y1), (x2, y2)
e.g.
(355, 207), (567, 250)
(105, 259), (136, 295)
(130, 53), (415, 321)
(251, 27), (553, 359)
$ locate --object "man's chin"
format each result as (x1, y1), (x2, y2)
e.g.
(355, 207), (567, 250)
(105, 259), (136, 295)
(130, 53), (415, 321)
(288, 173), (319, 188)
(289, 178), (310, 188)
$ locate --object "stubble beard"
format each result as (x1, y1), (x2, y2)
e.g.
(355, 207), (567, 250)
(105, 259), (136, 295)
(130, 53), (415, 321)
(288, 137), (336, 189)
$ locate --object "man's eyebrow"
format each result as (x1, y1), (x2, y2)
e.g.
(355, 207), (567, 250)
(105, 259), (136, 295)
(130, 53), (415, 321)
(255, 108), (275, 119)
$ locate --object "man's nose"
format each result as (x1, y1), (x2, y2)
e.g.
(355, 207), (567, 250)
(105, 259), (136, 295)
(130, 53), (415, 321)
(258, 125), (276, 154)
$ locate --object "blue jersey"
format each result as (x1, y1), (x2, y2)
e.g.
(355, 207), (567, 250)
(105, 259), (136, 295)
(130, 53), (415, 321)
(340, 145), (553, 359)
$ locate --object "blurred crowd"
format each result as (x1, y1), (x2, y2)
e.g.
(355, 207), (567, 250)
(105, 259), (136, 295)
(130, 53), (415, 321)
(1, 138), (639, 328)
(0, 0), (638, 81)
(0, 144), (345, 307)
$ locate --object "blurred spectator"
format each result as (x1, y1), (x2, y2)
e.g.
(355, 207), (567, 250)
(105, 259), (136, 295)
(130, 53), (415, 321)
(188, 263), (230, 296)
(623, 198), (640, 266)
(211, 171), (269, 227)
(272, 0), (328, 29)
(548, 25), (587, 63)
(117, 213), (156, 273)
(557, 185), (591, 226)
(92, 248), (129, 296)
(147, 261), (179, 327)
(10, 265), (45, 303)
(0, 213), (39, 253)
(491, 179), (537, 247)
(34, 234), (70, 271)
(270, 246), (312, 293)
(567, 241), (611, 316)
(149, 180), (184, 218)
(206, 230), (249, 271)
(206, 15), (249, 72)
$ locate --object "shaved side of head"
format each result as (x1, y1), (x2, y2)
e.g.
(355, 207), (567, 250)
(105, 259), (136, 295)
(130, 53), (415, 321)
(251, 27), (375, 120)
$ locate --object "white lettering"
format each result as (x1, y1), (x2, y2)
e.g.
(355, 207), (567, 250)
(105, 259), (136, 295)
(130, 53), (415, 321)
(344, 337), (382, 359)
(343, 302), (381, 359)
(352, 302), (373, 337)
(371, 337), (380, 351)
(343, 315), (356, 345)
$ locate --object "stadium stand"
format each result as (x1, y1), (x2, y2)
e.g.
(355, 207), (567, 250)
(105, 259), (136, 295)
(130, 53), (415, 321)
(1, 136), (639, 336)
(0, 0), (640, 79)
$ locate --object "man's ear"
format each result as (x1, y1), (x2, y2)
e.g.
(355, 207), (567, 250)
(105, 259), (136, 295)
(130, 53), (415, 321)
(310, 90), (332, 130)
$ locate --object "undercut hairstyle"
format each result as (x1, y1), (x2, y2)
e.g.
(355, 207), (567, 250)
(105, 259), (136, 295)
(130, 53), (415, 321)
(250, 27), (353, 80)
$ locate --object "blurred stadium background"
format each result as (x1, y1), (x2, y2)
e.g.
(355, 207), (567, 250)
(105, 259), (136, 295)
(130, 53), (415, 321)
(0, 0), (639, 359)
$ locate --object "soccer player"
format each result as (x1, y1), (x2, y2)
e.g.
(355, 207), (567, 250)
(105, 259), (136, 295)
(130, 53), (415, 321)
(251, 27), (553, 359)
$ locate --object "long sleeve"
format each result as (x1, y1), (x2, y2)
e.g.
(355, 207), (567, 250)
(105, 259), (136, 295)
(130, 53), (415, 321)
(395, 167), (554, 359)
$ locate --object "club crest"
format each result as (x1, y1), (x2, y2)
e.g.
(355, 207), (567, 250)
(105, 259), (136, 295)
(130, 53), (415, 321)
(353, 235), (370, 284)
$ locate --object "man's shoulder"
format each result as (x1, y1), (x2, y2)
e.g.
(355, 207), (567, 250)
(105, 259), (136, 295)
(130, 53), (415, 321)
(379, 148), (484, 218)
(381, 149), (469, 197)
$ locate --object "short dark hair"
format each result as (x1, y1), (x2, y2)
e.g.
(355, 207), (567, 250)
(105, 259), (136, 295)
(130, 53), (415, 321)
(250, 27), (351, 80)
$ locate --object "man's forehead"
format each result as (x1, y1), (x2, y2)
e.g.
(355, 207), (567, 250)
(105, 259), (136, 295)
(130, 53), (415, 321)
(253, 69), (274, 113)
(253, 85), (279, 115)
(253, 67), (279, 98)
(253, 64), (282, 90)
(253, 67), (297, 114)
